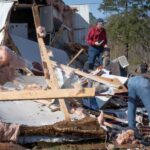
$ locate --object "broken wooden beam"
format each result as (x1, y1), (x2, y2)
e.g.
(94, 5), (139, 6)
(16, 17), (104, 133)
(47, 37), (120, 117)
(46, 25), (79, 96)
(0, 88), (95, 101)
(32, 5), (51, 87)
(52, 61), (127, 92)
(32, 5), (71, 120)
(103, 114), (127, 124)
(67, 48), (85, 66)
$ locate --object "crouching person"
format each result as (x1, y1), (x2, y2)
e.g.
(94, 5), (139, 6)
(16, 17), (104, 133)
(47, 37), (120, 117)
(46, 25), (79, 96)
(0, 46), (27, 84)
(128, 75), (150, 128)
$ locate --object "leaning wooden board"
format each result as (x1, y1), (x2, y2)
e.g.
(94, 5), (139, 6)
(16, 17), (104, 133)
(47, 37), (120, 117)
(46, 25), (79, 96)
(52, 61), (128, 93)
(67, 48), (85, 66)
(32, 5), (70, 120)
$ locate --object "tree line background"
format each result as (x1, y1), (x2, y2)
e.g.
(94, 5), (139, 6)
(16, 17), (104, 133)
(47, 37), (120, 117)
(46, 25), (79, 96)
(90, 0), (150, 68)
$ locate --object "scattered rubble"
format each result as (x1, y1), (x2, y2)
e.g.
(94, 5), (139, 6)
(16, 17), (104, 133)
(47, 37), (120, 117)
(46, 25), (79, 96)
(0, 0), (149, 149)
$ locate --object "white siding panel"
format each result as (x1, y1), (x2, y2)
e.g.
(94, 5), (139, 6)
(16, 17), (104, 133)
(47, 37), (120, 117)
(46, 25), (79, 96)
(71, 5), (89, 28)
(70, 5), (89, 44)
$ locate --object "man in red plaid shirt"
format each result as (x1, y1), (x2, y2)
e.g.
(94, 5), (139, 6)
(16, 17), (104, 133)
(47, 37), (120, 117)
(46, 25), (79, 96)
(84, 18), (110, 71)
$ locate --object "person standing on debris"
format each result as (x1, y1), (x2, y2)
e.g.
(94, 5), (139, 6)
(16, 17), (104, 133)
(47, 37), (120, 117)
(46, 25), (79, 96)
(128, 68), (150, 128)
(83, 18), (110, 72)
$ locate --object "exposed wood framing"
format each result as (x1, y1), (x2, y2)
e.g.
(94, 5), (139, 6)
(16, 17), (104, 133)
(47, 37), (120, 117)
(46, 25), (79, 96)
(32, 5), (70, 120)
(0, 88), (95, 101)
(67, 48), (85, 66)
(32, 6), (51, 86)
(52, 61), (127, 93)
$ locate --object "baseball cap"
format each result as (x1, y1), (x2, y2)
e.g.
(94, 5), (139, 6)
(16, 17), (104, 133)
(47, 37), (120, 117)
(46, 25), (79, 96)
(96, 18), (105, 25)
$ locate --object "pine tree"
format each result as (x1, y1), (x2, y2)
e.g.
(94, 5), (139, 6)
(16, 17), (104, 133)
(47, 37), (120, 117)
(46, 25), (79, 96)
(99, 0), (150, 64)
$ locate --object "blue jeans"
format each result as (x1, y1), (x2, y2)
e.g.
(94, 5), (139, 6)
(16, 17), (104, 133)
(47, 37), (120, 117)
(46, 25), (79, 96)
(128, 76), (150, 128)
(87, 46), (103, 69)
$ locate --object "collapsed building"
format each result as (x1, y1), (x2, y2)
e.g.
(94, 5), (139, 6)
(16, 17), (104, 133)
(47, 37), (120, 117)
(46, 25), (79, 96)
(0, 0), (149, 149)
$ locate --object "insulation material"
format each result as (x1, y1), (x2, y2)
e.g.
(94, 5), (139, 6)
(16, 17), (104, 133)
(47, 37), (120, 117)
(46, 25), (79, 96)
(0, 46), (27, 85)
(0, 122), (20, 142)
(36, 26), (46, 38)
(54, 66), (69, 87)
(116, 129), (135, 145)
(0, 46), (27, 69)
(0, 1), (14, 44)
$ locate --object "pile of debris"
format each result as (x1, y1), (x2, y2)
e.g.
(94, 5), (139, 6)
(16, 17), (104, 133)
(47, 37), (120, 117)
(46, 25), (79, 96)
(0, 1), (149, 149)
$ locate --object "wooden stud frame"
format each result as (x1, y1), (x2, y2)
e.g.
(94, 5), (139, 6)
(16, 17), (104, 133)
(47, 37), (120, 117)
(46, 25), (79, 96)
(0, 88), (95, 101)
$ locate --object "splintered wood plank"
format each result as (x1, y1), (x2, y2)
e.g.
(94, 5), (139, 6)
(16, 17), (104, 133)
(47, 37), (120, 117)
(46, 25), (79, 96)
(0, 88), (95, 100)
(32, 6), (69, 120)
(67, 48), (85, 66)
(52, 61), (127, 91)
(103, 114), (127, 123)
(113, 78), (128, 93)
(32, 6), (52, 87)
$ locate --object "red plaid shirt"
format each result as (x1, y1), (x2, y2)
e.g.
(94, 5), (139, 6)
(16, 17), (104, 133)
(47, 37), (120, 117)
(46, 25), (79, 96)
(86, 27), (107, 47)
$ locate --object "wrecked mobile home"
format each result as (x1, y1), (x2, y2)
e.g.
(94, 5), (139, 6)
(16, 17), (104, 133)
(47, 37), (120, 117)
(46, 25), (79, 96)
(0, 0), (150, 149)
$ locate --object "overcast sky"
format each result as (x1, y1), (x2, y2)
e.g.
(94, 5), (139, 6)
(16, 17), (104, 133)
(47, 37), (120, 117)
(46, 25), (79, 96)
(63, 0), (106, 19)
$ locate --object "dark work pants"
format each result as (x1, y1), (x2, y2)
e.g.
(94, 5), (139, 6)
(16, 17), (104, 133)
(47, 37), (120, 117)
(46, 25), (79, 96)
(84, 46), (103, 71)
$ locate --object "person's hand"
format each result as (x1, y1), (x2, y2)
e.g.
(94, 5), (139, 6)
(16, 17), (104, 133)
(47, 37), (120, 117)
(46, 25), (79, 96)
(104, 44), (108, 48)
(95, 41), (101, 46)
(95, 40), (104, 46)
(95, 42), (100, 46)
